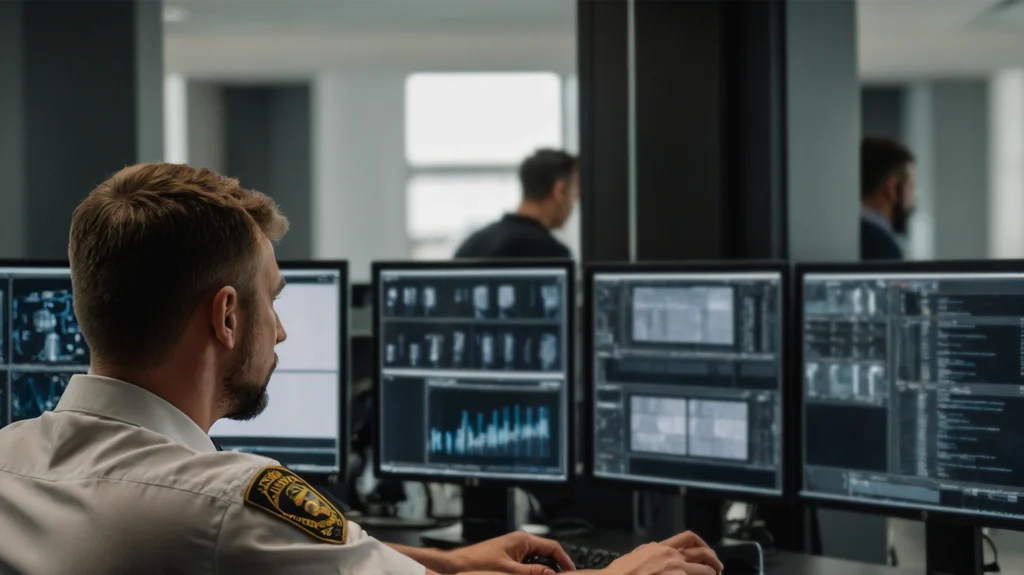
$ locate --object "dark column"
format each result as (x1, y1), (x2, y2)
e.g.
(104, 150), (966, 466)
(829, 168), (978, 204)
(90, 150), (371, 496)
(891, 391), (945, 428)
(578, 0), (630, 263)
(0, 0), (163, 259)
(580, 0), (787, 263)
(225, 85), (313, 261)
(578, 0), (859, 554)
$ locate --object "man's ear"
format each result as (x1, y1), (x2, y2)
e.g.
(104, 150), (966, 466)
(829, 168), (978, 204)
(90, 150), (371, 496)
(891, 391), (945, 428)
(211, 286), (239, 350)
(550, 178), (567, 203)
(882, 174), (901, 204)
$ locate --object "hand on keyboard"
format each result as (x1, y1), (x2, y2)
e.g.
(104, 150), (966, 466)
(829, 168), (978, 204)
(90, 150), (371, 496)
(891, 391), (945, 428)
(600, 542), (722, 575)
(526, 534), (724, 574)
(559, 542), (622, 570)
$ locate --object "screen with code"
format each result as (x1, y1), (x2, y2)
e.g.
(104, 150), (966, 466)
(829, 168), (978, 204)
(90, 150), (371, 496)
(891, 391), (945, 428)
(802, 270), (1024, 521)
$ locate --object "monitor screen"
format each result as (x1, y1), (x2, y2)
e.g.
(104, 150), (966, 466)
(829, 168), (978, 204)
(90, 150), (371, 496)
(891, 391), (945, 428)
(0, 265), (88, 427)
(590, 269), (784, 496)
(802, 269), (1024, 520)
(211, 266), (346, 475)
(376, 265), (572, 482)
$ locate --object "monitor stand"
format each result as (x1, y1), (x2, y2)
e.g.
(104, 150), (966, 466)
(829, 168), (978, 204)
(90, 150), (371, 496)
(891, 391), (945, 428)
(926, 521), (982, 575)
(681, 494), (767, 574)
(683, 495), (725, 544)
(420, 486), (516, 549)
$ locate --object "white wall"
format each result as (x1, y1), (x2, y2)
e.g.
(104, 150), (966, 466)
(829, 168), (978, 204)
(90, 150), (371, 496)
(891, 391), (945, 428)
(932, 80), (989, 260)
(169, 19), (578, 272)
(786, 0), (860, 263)
(186, 81), (226, 173)
(990, 69), (1024, 258)
(903, 83), (935, 260)
(312, 72), (409, 282)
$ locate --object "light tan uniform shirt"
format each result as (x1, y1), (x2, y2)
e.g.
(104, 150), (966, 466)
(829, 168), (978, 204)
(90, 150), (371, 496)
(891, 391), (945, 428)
(0, 374), (426, 575)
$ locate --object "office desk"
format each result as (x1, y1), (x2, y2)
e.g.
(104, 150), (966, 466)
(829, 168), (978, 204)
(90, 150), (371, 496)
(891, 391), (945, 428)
(369, 526), (920, 575)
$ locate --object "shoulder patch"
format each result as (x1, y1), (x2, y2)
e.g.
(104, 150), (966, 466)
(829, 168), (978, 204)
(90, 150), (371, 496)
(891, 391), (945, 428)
(244, 466), (347, 544)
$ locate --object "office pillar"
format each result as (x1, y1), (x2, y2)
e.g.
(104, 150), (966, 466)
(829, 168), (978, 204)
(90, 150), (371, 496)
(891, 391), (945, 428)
(580, 0), (789, 264)
(579, 0), (864, 556)
(312, 72), (408, 283)
(989, 70), (1024, 259)
(904, 83), (937, 260)
(0, 0), (163, 259)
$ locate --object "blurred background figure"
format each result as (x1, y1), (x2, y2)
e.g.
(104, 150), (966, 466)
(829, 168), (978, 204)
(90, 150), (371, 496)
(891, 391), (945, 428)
(860, 137), (916, 261)
(454, 149), (579, 259)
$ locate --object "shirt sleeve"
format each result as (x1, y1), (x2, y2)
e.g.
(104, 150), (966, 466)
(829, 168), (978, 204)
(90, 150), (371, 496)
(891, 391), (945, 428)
(215, 501), (427, 575)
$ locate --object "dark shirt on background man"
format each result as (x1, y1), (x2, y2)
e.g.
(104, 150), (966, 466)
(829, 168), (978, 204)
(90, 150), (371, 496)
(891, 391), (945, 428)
(454, 214), (571, 259)
(859, 137), (915, 261)
(859, 207), (904, 260)
(454, 149), (578, 260)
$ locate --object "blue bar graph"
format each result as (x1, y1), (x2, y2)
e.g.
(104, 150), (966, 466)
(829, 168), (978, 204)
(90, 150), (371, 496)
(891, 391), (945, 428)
(430, 404), (551, 459)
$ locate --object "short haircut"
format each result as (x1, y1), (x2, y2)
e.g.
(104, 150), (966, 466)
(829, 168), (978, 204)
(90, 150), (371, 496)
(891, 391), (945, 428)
(69, 163), (288, 367)
(519, 149), (578, 201)
(861, 137), (915, 198)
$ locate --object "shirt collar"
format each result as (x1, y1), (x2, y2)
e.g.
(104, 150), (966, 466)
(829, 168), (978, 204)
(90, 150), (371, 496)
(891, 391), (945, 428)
(55, 374), (217, 453)
(503, 212), (549, 231)
(860, 206), (895, 235)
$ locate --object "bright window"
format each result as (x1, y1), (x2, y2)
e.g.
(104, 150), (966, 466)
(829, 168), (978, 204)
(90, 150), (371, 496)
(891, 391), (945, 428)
(406, 173), (520, 240)
(405, 73), (563, 167)
(404, 73), (564, 259)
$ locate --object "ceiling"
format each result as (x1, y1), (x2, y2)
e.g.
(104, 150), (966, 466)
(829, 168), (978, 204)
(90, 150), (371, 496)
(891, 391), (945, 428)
(164, 0), (573, 35)
(163, 0), (1024, 80)
(860, 0), (1024, 80)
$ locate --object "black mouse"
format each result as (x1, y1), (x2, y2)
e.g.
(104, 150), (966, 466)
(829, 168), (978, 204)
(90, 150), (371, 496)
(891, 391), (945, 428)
(523, 554), (562, 572)
(720, 556), (761, 574)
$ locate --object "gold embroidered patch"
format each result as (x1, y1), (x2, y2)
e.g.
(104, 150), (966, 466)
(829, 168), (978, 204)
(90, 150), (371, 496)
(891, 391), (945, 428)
(244, 466), (347, 544)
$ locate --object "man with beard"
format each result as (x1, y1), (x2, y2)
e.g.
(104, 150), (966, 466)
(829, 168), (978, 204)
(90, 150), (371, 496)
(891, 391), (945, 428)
(860, 137), (917, 260)
(0, 163), (722, 575)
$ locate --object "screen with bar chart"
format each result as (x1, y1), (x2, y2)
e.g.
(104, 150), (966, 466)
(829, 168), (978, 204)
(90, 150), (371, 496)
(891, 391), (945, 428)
(801, 268), (1024, 521)
(589, 267), (784, 496)
(376, 264), (571, 482)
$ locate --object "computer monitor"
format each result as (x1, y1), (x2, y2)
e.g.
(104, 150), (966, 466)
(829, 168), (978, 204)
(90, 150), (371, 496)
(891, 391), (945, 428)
(587, 263), (786, 498)
(0, 263), (87, 427)
(799, 262), (1024, 526)
(211, 262), (348, 477)
(373, 261), (573, 484)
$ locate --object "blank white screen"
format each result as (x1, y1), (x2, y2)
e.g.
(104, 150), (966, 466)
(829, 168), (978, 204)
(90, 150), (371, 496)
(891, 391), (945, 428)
(211, 272), (342, 440)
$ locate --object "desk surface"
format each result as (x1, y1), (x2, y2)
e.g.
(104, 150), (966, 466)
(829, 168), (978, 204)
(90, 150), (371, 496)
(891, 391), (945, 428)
(369, 525), (920, 575)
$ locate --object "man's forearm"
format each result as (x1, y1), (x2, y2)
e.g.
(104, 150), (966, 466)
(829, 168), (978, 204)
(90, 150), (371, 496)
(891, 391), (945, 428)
(387, 543), (459, 574)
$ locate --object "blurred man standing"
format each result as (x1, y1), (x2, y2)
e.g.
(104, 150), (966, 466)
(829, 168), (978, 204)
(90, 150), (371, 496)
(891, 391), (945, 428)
(455, 149), (578, 259)
(860, 137), (916, 260)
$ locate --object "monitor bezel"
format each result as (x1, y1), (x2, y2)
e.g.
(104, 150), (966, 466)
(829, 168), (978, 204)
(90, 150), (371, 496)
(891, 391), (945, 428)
(796, 259), (1024, 530)
(0, 259), (351, 483)
(371, 259), (576, 486)
(583, 260), (790, 503)
(266, 260), (350, 484)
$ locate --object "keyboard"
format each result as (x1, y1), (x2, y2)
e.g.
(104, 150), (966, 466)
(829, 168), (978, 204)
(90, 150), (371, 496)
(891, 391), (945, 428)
(524, 540), (763, 574)
(561, 542), (622, 570)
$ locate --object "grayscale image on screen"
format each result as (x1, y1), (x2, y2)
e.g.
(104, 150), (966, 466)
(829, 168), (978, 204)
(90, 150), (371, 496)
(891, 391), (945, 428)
(688, 399), (748, 461)
(632, 286), (734, 345)
(591, 269), (783, 495)
(630, 396), (688, 456)
(377, 266), (571, 482)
